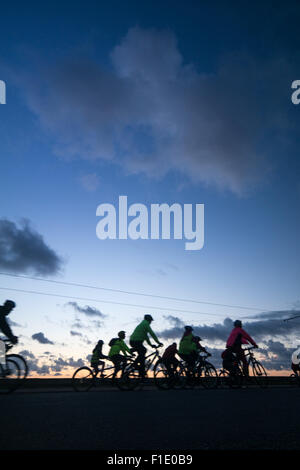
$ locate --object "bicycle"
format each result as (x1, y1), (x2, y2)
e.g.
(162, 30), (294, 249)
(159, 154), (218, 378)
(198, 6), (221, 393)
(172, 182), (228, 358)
(219, 346), (268, 389)
(72, 356), (135, 392)
(4, 340), (29, 381)
(119, 345), (166, 391)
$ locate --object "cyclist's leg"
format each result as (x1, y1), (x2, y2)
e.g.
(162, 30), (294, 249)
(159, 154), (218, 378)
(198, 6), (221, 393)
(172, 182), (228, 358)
(130, 340), (146, 377)
(237, 349), (248, 376)
(162, 358), (173, 378)
(0, 340), (6, 370)
(111, 355), (125, 377)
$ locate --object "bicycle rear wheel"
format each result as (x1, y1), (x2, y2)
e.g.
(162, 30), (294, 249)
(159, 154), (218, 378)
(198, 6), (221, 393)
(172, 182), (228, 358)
(72, 367), (95, 392)
(250, 361), (268, 388)
(153, 362), (172, 390)
(0, 359), (21, 394)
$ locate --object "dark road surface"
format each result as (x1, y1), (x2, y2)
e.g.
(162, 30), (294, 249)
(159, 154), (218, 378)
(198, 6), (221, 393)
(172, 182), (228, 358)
(1, 386), (300, 450)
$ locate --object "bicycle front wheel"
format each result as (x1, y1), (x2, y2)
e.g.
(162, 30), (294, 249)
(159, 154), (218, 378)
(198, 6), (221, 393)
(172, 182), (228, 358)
(6, 354), (29, 381)
(0, 359), (21, 394)
(250, 361), (268, 388)
(72, 367), (95, 392)
(200, 363), (219, 389)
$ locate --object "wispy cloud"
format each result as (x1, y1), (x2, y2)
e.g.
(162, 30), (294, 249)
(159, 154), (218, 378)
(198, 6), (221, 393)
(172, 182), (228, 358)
(66, 301), (106, 319)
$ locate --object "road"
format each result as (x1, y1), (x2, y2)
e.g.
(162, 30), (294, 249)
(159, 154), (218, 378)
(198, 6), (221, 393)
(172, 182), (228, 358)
(1, 386), (300, 450)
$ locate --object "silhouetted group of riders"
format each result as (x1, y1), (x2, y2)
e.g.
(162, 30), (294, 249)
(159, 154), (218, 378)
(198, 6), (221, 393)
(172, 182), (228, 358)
(1, 300), (300, 378)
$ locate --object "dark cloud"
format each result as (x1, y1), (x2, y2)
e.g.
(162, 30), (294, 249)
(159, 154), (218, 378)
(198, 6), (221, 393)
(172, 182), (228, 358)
(18, 349), (35, 359)
(160, 312), (300, 343)
(66, 301), (106, 319)
(50, 356), (85, 373)
(19, 27), (298, 194)
(32, 332), (54, 345)
(0, 218), (63, 275)
(70, 330), (83, 337)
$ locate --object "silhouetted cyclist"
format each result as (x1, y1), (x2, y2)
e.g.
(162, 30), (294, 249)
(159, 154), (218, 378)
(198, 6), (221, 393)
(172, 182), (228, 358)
(108, 330), (133, 377)
(90, 340), (107, 376)
(0, 300), (18, 371)
(192, 335), (211, 356)
(178, 326), (198, 369)
(129, 314), (163, 378)
(226, 320), (258, 375)
(161, 342), (180, 377)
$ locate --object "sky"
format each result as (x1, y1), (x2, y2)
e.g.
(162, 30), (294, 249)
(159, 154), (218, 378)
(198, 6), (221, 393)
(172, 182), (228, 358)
(0, 0), (300, 376)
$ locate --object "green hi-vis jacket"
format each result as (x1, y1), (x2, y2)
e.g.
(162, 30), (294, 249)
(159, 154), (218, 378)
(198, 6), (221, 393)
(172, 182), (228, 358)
(108, 339), (131, 358)
(130, 320), (159, 346)
(178, 333), (197, 355)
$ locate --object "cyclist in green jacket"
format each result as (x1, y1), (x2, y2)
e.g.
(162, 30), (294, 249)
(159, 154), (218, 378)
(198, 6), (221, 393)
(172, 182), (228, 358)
(178, 326), (198, 368)
(129, 314), (163, 378)
(90, 340), (107, 376)
(108, 331), (133, 377)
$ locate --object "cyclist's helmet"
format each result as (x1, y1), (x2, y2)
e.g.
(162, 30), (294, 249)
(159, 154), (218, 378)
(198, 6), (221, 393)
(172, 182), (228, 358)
(97, 340), (104, 345)
(194, 335), (202, 341)
(184, 325), (193, 332)
(118, 330), (126, 338)
(144, 314), (154, 322)
(4, 300), (16, 309)
(234, 320), (242, 328)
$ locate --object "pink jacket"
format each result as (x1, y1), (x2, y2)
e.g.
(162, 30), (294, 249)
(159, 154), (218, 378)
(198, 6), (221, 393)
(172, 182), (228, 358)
(226, 327), (257, 348)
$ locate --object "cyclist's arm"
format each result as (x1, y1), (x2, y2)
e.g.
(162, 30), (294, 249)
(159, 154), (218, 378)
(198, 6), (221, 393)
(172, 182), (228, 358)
(121, 341), (132, 356)
(145, 334), (153, 347)
(241, 329), (257, 347)
(0, 316), (15, 342)
(147, 325), (160, 344)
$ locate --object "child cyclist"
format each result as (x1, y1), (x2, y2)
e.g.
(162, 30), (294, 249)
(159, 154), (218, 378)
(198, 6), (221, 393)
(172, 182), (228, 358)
(90, 340), (107, 376)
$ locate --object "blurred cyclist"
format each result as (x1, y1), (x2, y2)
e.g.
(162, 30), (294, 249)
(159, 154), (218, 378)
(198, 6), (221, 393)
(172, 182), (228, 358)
(0, 300), (18, 371)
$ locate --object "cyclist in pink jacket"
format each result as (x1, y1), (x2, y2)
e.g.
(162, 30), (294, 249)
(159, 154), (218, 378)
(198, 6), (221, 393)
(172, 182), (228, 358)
(226, 320), (258, 375)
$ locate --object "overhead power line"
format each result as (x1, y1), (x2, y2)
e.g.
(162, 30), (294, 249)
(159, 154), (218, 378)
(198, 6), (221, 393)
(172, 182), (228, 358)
(0, 271), (268, 312)
(0, 285), (252, 318)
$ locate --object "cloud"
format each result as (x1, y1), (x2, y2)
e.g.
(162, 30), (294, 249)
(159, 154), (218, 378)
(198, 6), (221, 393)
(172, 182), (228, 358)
(66, 301), (106, 319)
(18, 27), (298, 195)
(18, 349), (35, 359)
(0, 218), (63, 275)
(160, 311), (300, 343)
(70, 330), (83, 337)
(32, 332), (54, 345)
